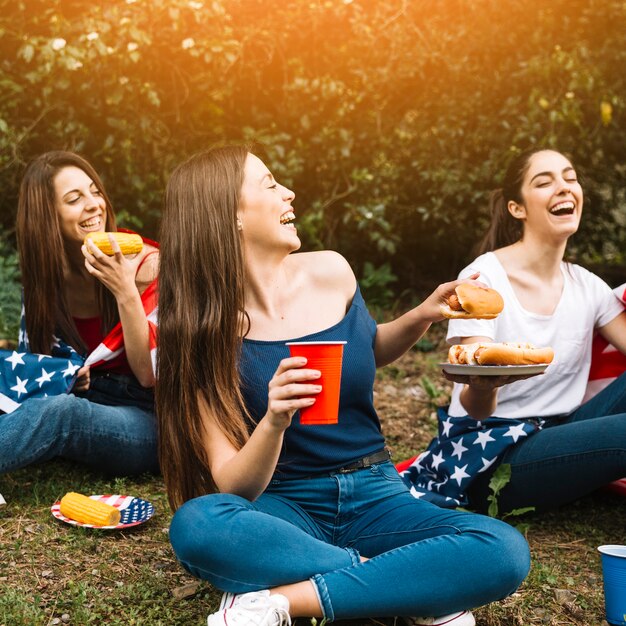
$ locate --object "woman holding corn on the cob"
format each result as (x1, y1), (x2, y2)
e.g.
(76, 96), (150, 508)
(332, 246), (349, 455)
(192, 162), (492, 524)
(0, 151), (160, 477)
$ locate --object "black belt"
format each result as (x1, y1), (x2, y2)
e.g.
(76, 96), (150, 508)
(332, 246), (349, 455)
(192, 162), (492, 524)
(331, 448), (392, 474)
(275, 449), (392, 481)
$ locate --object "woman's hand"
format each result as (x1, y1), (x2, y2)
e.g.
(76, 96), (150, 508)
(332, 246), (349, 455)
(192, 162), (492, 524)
(418, 272), (482, 323)
(82, 234), (156, 387)
(82, 235), (141, 301)
(202, 356), (322, 499)
(265, 356), (322, 430)
(73, 364), (91, 392)
(374, 273), (484, 368)
(444, 370), (543, 420)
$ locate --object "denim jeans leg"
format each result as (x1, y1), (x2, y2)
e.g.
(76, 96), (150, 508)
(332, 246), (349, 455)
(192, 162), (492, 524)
(312, 464), (529, 620)
(467, 372), (626, 513)
(0, 393), (158, 476)
(566, 370), (626, 422)
(169, 466), (529, 621)
(169, 492), (359, 592)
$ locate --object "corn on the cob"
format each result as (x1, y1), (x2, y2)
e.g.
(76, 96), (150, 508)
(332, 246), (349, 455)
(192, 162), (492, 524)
(59, 492), (121, 526)
(84, 232), (143, 256)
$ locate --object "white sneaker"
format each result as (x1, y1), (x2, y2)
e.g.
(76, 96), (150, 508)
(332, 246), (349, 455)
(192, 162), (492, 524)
(411, 611), (475, 626)
(207, 590), (291, 626)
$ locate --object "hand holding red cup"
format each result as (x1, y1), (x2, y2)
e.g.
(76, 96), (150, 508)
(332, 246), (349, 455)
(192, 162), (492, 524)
(286, 341), (346, 425)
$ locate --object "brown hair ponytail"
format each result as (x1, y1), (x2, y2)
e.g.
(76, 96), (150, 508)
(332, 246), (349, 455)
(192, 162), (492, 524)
(474, 188), (523, 256)
(474, 148), (548, 256)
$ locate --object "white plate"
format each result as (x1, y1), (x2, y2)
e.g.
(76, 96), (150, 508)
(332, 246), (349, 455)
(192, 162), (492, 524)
(440, 363), (549, 376)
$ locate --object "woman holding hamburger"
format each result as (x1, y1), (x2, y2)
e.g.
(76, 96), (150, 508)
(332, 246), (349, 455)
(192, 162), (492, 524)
(155, 145), (530, 626)
(0, 150), (160, 476)
(403, 148), (626, 514)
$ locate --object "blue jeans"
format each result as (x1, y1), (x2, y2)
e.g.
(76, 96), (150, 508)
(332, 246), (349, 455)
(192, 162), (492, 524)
(0, 380), (158, 476)
(468, 372), (626, 513)
(170, 461), (530, 621)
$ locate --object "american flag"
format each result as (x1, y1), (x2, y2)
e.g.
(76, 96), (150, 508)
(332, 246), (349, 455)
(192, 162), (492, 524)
(398, 408), (539, 507)
(0, 271), (158, 414)
(584, 283), (626, 401)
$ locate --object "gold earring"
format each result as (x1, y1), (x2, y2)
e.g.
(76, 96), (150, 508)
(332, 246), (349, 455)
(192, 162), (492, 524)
(237, 217), (243, 231)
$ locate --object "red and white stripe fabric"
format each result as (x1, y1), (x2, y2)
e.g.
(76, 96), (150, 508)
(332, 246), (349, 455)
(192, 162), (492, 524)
(584, 283), (626, 402)
(84, 278), (158, 375)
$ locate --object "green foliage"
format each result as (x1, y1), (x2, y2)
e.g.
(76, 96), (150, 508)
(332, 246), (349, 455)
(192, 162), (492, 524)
(0, 0), (624, 298)
(420, 375), (439, 402)
(359, 261), (397, 307)
(413, 337), (436, 353)
(487, 463), (535, 521)
(0, 237), (22, 341)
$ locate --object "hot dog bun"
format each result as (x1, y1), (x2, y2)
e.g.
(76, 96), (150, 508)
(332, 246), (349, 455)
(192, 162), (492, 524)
(440, 283), (504, 320)
(448, 342), (554, 366)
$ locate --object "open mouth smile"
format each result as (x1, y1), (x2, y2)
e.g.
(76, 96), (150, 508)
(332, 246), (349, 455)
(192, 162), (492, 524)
(280, 210), (296, 227)
(79, 216), (103, 230)
(549, 201), (575, 216)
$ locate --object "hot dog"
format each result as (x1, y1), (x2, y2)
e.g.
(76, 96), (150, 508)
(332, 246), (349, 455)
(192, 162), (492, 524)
(440, 283), (504, 320)
(448, 342), (555, 366)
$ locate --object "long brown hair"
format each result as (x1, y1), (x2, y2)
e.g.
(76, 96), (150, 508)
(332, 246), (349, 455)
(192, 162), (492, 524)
(16, 151), (118, 354)
(156, 145), (251, 510)
(475, 148), (550, 256)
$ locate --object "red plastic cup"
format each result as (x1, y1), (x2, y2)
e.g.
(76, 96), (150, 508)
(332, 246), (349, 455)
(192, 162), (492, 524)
(286, 341), (346, 425)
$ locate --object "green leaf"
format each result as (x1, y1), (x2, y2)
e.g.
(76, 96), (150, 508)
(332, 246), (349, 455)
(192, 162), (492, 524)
(488, 463), (512, 496)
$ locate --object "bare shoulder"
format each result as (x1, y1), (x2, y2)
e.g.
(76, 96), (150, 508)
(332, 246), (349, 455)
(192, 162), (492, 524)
(135, 244), (160, 290)
(291, 250), (356, 292)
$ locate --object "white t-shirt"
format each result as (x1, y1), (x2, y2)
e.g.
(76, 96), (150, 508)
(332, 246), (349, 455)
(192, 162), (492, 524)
(447, 252), (624, 419)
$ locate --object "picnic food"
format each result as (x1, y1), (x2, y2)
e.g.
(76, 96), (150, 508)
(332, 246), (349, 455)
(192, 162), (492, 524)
(84, 232), (143, 256)
(59, 492), (121, 526)
(448, 341), (555, 366)
(440, 283), (504, 320)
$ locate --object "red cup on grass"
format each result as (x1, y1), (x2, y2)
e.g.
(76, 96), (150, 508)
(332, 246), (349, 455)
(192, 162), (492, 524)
(286, 341), (346, 425)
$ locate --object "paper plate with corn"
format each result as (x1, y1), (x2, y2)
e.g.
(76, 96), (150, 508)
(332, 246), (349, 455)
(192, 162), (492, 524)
(51, 492), (154, 529)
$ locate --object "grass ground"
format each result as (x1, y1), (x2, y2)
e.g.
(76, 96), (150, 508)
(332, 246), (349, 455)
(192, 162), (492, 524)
(1, 336), (623, 625)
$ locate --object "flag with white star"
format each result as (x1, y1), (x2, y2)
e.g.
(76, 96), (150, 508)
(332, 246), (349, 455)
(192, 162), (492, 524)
(0, 337), (84, 413)
(398, 407), (542, 507)
(0, 273), (158, 414)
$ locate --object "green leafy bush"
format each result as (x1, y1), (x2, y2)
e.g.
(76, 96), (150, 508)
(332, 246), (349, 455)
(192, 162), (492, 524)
(0, 238), (22, 341)
(0, 0), (624, 303)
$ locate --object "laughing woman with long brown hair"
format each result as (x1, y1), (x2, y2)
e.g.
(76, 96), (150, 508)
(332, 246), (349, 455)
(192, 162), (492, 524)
(156, 145), (530, 626)
(0, 151), (159, 477)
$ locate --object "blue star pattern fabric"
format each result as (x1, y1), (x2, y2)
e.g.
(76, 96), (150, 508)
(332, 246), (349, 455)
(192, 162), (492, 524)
(0, 272), (159, 414)
(0, 304), (84, 413)
(399, 407), (543, 507)
(119, 497), (155, 525)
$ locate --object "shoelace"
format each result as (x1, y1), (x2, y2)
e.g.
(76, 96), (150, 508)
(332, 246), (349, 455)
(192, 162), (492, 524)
(274, 606), (291, 626)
